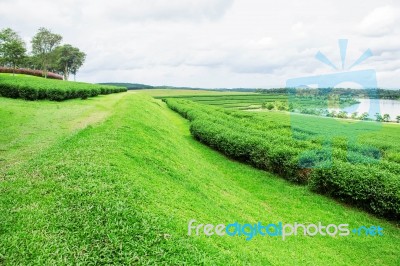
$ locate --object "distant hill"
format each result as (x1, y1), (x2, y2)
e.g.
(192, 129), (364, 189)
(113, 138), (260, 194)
(98, 83), (259, 92)
(98, 83), (154, 90)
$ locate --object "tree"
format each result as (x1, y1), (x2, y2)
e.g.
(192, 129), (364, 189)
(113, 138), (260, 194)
(351, 112), (358, 119)
(53, 44), (85, 80)
(23, 54), (42, 70)
(382, 114), (390, 122)
(359, 112), (369, 120)
(337, 111), (348, 119)
(396, 115), (400, 123)
(0, 28), (27, 74)
(70, 51), (86, 81)
(327, 110), (337, 117)
(375, 113), (383, 122)
(31, 27), (62, 78)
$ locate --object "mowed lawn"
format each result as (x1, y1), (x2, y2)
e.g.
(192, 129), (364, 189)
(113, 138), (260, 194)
(0, 91), (399, 265)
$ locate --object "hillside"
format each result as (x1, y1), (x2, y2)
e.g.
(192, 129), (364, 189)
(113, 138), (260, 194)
(0, 91), (399, 265)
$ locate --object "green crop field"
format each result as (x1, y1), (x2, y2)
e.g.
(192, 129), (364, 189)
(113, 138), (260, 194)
(0, 88), (399, 265)
(0, 74), (126, 101)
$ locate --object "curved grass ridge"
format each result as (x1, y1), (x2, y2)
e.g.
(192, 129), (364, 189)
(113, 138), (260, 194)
(0, 74), (127, 101)
(164, 98), (400, 221)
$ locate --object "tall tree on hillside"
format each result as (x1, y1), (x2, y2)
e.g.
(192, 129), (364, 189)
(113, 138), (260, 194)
(31, 27), (62, 78)
(53, 44), (86, 80)
(70, 51), (86, 81)
(0, 28), (27, 74)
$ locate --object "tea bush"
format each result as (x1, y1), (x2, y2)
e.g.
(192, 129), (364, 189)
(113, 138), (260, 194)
(165, 98), (400, 220)
(0, 74), (126, 101)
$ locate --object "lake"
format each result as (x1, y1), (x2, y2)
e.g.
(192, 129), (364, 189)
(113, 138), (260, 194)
(329, 99), (400, 121)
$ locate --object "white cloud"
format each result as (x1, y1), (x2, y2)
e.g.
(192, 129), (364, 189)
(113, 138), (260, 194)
(0, 0), (399, 88)
(358, 6), (400, 37)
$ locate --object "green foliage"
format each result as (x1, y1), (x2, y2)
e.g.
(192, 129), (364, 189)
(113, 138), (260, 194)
(266, 102), (274, 110)
(383, 114), (391, 122)
(351, 112), (358, 119)
(53, 44), (86, 80)
(0, 74), (126, 101)
(31, 27), (63, 78)
(337, 110), (348, 119)
(359, 112), (369, 120)
(165, 98), (400, 220)
(375, 113), (383, 122)
(0, 28), (27, 72)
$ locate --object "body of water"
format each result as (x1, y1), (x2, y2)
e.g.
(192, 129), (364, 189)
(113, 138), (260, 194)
(329, 99), (400, 121)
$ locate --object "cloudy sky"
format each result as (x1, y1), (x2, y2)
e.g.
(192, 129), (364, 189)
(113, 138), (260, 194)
(1, 0), (399, 88)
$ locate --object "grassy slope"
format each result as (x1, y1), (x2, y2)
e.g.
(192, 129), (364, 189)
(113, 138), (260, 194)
(0, 91), (399, 265)
(0, 93), (126, 171)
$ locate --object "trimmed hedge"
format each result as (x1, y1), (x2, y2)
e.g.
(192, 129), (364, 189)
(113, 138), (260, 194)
(165, 98), (400, 221)
(0, 74), (127, 101)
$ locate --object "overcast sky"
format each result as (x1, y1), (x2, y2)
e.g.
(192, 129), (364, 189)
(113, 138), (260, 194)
(1, 0), (399, 88)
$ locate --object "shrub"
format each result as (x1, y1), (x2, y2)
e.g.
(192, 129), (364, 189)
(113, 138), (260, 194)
(0, 74), (127, 101)
(310, 162), (400, 220)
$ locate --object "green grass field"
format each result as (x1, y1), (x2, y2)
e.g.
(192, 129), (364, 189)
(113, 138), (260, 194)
(0, 90), (399, 265)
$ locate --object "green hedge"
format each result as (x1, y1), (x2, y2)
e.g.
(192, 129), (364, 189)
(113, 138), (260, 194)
(164, 98), (400, 221)
(0, 74), (127, 101)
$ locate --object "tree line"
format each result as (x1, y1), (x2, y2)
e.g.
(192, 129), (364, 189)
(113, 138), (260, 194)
(0, 27), (85, 81)
(256, 88), (400, 100)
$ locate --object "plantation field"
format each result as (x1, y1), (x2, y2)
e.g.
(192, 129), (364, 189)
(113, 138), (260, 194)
(0, 90), (399, 265)
(155, 93), (282, 109)
(156, 93), (362, 113)
(0, 74), (126, 101)
(163, 97), (400, 220)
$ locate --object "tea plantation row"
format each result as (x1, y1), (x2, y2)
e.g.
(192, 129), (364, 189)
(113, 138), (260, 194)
(164, 98), (400, 221)
(0, 74), (126, 101)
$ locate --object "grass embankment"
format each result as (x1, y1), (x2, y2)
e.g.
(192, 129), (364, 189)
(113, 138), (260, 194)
(0, 91), (399, 265)
(0, 74), (126, 101)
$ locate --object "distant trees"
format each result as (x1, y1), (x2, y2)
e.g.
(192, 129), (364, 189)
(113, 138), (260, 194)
(382, 114), (391, 122)
(359, 112), (369, 120)
(337, 111), (348, 119)
(375, 113), (392, 122)
(0, 28), (27, 74)
(375, 113), (383, 122)
(31, 27), (62, 78)
(0, 27), (86, 80)
(258, 88), (400, 101)
(396, 115), (400, 123)
(53, 44), (86, 81)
